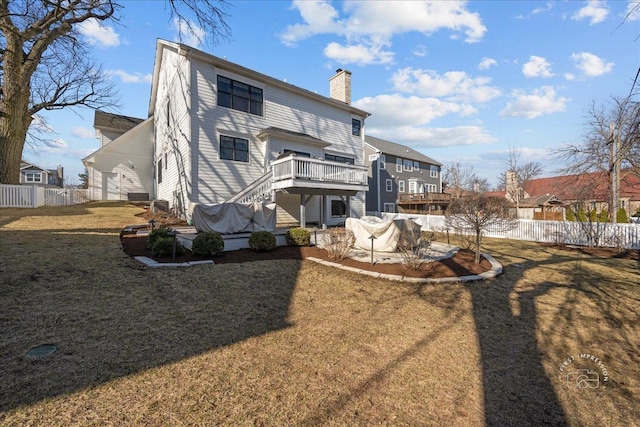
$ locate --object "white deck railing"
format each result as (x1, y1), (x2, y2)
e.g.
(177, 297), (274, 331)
(271, 156), (368, 185)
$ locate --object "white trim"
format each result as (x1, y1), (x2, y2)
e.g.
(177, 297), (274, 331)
(399, 180), (405, 193)
(385, 179), (393, 192)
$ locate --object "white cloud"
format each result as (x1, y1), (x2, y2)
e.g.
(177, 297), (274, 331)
(108, 69), (153, 84)
(280, 1), (487, 62)
(500, 86), (569, 119)
(324, 42), (394, 65)
(413, 45), (428, 57)
(354, 93), (473, 127)
(368, 125), (495, 147)
(71, 127), (96, 139)
(522, 56), (554, 78)
(391, 67), (502, 103)
(172, 17), (206, 48)
(478, 57), (497, 70)
(626, 1), (640, 21)
(571, 52), (614, 76)
(78, 18), (120, 48)
(564, 73), (576, 81)
(532, 2), (554, 15)
(571, 0), (609, 24)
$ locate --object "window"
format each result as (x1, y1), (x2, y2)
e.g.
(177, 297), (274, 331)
(25, 172), (42, 183)
(427, 184), (437, 193)
(379, 154), (386, 170)
(220, 135), (249, 162)
(399, 181), (405, 193)
(430, 165), (438, 178)
(217, 75), (263, 116)
(384, 203), (396, 213)
(385, 179), (393, 192)
(157, 158), (163, 184)
(403, 159), (413, 172)
(409, 181), (417, 194)
(396, 158), (402, 172)
(414, 161), (419, 171)
(331, 200), (347, 218)
(352, 118), (361, 136)
(325, 153), (355, 164)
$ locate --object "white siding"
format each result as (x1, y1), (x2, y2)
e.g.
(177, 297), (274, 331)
(154, 47), (193, 216)
(188, 55), (367, 222)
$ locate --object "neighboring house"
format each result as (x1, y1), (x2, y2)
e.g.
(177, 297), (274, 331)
(501, 170), (640, 220)
(364, 136), (447, 214)
(83, 111), (153, 201)
(84, 39), (370, 227)
(19, 160), (64, 188)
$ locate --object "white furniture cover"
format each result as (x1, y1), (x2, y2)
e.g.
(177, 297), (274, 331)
(191, 202), (277, 234)
(345, 216), (421, 252)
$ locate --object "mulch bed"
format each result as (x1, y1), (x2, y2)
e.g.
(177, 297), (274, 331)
(119, 230), (492, 279)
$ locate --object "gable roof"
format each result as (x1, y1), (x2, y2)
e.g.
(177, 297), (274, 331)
(524, 170), (640, 202)
(94, 111), (145, 133)
(365, 135), (441, 166)
(20, 160), (48, 172)
(149, 39), (371, 119)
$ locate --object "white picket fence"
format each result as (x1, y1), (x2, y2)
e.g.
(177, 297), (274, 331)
(382, 213), (640, 249)
(1, 184), (89, 208)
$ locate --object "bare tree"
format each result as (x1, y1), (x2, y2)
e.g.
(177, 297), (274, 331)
(443, 161), (480, 198)
(0, 0), (230, 184)
(496, 146), (543, 214)
(554, 93), (639, 221)
(445, 195), (517, 264)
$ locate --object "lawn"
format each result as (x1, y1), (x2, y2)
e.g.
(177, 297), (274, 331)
(0, 202), (638, 426)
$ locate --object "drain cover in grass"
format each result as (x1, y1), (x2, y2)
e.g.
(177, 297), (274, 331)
(26, 344), (57, 358)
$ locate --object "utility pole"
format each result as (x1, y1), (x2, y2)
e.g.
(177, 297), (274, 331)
(610, 123), (621, 223)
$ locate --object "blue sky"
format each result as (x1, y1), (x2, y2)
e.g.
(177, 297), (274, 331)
(25, 0), (640, 187)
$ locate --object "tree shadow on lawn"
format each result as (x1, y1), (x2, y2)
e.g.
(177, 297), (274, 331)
(0, 229), (300, 412)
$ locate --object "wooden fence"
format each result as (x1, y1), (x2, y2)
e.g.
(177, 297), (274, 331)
(1, 184), (88, 208)
(382, 213), (640, 249)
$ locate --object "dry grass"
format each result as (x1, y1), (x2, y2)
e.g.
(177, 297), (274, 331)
(0, 202), (638, 426)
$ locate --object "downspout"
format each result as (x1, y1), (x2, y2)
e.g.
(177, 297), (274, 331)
(376, 150), (381, 216)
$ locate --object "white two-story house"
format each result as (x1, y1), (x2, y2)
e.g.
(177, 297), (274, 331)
(84, 39), (370, 227)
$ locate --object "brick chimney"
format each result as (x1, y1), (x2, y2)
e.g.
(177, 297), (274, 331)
(329, 69), (351, 105)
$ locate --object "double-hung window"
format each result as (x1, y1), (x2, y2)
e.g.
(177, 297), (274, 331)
(25, 172), (42, 183)
(403, 159), (413, 172)
(217, 75), (263, 116)
(430, 165), (438, 178)
(220, 135), (249, 163)
(385, 179), (393, 192)
(396, 158), (402, 172)
(379, 154), (386, 170)
(352, 118), (361, 136)
(398, 181), (405, 193)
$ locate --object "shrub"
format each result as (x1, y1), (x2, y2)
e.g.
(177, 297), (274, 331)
(398, 229), (434, 271)
(151, 236), (186, 257)
(565, 207), (576, 222)
(192, 231), (224, 257)
(249, 231), (276, 252)
(616, 208), (629, 224)
(322, 228), (354, 261)
(147, 227), (172, 249)
(286, 227), (310, 246)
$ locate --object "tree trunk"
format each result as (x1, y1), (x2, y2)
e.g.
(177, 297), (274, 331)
(475, 230), (481, 264)
(0, 92), (32, 184)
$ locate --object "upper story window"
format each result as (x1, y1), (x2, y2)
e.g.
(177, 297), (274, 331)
(396, 158), (402, 172)
(220, 135), (249, 163)
(352, 118), (361, 136)
(386, 179), (393, 192)
(414, 161), (419, 171)
(379, 154), (386, 170)
(217, 75), (263, 116)
(430, 165), (438, 178)
(25, 172), (42, 183)
(403, 159), (413, 172)
(325, 153), (355, 164)
(398, 181), (405, 193)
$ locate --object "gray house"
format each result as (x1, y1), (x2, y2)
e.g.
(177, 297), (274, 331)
(364, 136), (449, 214)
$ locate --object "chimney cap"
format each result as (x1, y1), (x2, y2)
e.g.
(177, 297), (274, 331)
(336, 68), (343, 73)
